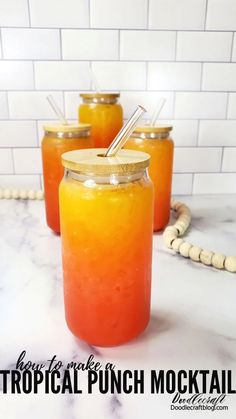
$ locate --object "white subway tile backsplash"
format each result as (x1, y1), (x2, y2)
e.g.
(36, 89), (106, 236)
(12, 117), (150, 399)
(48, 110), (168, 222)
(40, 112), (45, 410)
(0, 121), (37, 147)
(228, 94), (236, 119)
(0, 0), (29, 27)
(199, 121), (236, 146)
(203, 64), (236, 91)
(90, 0), (147, 29)
(172, 174), (193, 195)
(175, 92), (227, 119)
(0, 33), (2, 59)
(120, 31), (176, 61)
(92, 62), (146, 90)
(0, 149), (14, 174)
(148, 62), (201, 91)
(222, 148), (236, 172)
(29, 0), (89, 28)
(62, 30), (118, 60)
(2, 29), (61, 60)
(163, 120), (199, 146)
(0, 0), (236, 194)
(0, 93), (8, 119)
(8, 92), (64, 119)
(13, 148), (42, 174)
(232, 34), (236, 62)
(177, 32), (232, 62)
(121, 91), (174, 119)
(174, 147), (222, 173)
(0, 61), (34, 90)
(35, 62), (90, 90)
(193, 173), (236, 194)
(206, 0), (236, 30)
(64, 93), (81, 120)
(0, 174), (41, 189)
(149, 0), (206, 30)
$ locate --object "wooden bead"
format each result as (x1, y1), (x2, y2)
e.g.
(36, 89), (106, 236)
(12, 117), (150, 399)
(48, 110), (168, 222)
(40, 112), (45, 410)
(36, 190), (44, 200)
(171, 238), (184, 252)
(3, 189), (11, 199)
(179, 241), (192, 258)
(12, 189), (20, 199)
(174, 222), (188, 236)
(212, 253), (225, 270)
(200, 250), (213, 266)
(225, 256), (236, 273)
(189, 246), (202, 262)
(178, 215), (191, 225)
(28, 190), (36, 200)
(174, 202), (186, 211)
(163, 232), (177, 248)
(19, 190), (27, 200)
(164, 226), (179, 236)
(171, 199), (179, 210)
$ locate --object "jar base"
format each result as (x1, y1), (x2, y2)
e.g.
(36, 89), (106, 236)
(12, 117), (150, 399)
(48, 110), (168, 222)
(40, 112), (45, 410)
(67, 317), (150, 348)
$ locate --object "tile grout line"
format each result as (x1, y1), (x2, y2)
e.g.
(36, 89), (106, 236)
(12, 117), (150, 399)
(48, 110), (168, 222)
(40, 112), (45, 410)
(204, 0), (209, 30)
(220, 147), (224, 172)
(230, 32), (234, 62)
(59, 29), (63, 60)
(11, 148), (16, 174)
(27, 0), (32, 27)
(118, 30), (121, 61)
(88, 0), (91, 28)
(0, 28), (4, 59)
(146, 0), (150, 29)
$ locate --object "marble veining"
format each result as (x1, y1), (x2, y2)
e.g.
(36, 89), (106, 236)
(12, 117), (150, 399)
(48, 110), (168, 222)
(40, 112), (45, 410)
(0, 195), (236, 418)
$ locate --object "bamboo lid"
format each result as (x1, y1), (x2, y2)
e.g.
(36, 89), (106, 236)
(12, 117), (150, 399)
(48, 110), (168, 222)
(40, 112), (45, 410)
(134, 125), (173, 134)
(43, 123), (91, 133)
(61, 148), (150, 175)
(80, 93), (120, 99)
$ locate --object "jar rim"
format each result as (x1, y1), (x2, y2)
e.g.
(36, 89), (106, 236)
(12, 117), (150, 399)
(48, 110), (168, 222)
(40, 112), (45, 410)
(61, 148), (150, 175)
(134, 125), (173, 134)
(43, 123), (91, 134)
(80, 92), (120, 99)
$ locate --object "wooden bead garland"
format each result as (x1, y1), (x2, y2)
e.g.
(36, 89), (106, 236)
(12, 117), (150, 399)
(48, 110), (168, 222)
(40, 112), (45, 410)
(0, 190), (235, 273)
(0, 188), (44, 200)
(163, 199), (236, 274)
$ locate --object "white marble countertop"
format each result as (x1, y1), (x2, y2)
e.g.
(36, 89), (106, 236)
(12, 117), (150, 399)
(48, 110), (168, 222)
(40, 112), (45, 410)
(0, 195), (236, 418)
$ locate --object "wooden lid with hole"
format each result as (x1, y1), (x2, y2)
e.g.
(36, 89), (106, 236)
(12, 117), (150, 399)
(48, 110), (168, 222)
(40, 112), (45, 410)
(61, 148), (150, 175)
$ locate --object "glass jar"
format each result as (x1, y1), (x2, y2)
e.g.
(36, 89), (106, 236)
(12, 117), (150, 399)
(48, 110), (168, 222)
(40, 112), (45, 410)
(124, 126), (174, 231)
(59, 148), (153, 347)
(41, 123), (92, 234)
(78, 93), (123, 148)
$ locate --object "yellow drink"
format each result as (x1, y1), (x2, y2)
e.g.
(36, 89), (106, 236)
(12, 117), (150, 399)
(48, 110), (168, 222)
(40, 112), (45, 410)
(125, 126), (174, 231)
(79, 93), (123, 148)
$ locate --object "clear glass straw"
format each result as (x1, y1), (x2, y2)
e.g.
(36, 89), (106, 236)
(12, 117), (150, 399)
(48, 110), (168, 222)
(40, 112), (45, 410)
(46, 95), (68, 125)
(89, 68), (101, 93)
(105, 105), (146, 157)
(150, 98), (166, 126)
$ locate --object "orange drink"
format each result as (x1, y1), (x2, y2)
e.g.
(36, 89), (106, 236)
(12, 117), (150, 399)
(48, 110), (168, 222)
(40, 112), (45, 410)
(59, 149), (153, 346)
(124, 126), (174, 231)
(41, 123), (92, 234)
(79, 93), (123, 148)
